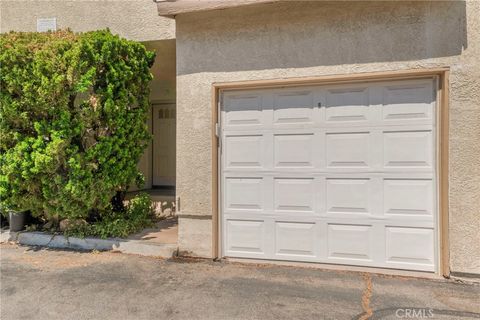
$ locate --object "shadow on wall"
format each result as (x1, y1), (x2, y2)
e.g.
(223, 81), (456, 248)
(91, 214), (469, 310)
(223, 78), (436, 116)
(143, 39), (176, 103)
(176, 1), (467, 75)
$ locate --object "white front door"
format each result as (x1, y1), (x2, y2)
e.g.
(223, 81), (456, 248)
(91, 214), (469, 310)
(220, 78), (438, 272)
(152, 104), (176, 186)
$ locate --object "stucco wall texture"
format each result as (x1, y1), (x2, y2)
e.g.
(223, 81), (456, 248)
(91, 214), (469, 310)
(175, 1), (480, 275)
(0, 0), (174, 41)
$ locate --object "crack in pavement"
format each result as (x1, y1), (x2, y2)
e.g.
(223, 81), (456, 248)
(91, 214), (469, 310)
(352, 273), (480, 320)
(359, 273), (373, 320)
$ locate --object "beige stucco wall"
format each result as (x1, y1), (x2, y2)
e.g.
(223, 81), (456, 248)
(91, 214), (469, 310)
(0, 0), (174, 41)
(175, 1), (480, 274)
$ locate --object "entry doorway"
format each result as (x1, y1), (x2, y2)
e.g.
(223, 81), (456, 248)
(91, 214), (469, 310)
(152, 103), (176, 187)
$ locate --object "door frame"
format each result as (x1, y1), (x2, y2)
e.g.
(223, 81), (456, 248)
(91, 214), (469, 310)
(211, 68), (450, 276)
(151, 102), (176, 187)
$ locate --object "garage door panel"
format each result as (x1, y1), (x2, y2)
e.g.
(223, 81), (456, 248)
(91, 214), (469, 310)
(225, 219), (265, 255)
(225, 134), (264, 168)
(383, 130), (433, 169)
(274, 178), (315, 213)
(326, 178), (372, 215)
(382, 82), (434, 122)
(325, 87), (370, 122)
(384, 179), (434, 217)
(274, 133), (315, 168)
(273, 90), (314, 124)
(224, 94), (263, 126)
(225, 178), (264, 212)
(385, 227), (435, 269)
(223, 216), (436, 270)
(275, 222), (316, 257)
(327, 224), (373, 261)
(326, 132), (371, 168)
(221, 78), (438, 272)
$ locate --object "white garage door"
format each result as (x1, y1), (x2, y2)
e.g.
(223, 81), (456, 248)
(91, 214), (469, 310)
(220, 78), (438, 272)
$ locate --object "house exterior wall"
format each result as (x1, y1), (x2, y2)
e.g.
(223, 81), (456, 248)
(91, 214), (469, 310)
(0, 0), (174, 41)
(175, 1), (480, 275)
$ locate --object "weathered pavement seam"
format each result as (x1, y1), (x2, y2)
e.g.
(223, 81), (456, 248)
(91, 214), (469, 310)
(359, 273), (373, 320)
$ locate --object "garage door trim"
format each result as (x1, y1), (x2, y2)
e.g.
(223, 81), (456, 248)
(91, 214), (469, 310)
(211, 68), (450, 276)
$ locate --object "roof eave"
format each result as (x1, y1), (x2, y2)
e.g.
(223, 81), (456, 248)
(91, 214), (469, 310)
(155, 0), (281, 18)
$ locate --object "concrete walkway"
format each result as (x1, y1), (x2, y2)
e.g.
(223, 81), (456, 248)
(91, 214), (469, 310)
(0, 217), (178, 258)
(127, 217), (177, 244)
(1, 243), (479, 320)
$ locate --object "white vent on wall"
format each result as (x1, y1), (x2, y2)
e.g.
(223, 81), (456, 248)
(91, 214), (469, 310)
(37, 18), (57, 32)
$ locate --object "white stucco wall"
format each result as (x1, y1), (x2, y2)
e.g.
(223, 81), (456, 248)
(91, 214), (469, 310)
(0, 0), (174, 41)
(175, 1), (480, 275)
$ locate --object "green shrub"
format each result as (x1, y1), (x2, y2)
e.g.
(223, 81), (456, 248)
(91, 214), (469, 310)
(65, 193), (154, 239)
(0, 30), (155, 221)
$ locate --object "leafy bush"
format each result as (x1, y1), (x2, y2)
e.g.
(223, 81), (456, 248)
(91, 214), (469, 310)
(65, 193), (155, 239)
(0, 30), (155, 222)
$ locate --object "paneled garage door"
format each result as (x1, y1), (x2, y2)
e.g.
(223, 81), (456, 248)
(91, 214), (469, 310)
(220, 78), (438, 272)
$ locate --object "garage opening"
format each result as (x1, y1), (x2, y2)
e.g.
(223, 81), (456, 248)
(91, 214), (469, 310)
(219, 77), (439, 272)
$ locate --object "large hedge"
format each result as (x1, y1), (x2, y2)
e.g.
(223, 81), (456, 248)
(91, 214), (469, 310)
(0, 30), (155, 220)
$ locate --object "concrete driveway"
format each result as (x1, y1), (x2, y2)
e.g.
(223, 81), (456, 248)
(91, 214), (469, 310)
(1, 243), (479, 320)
